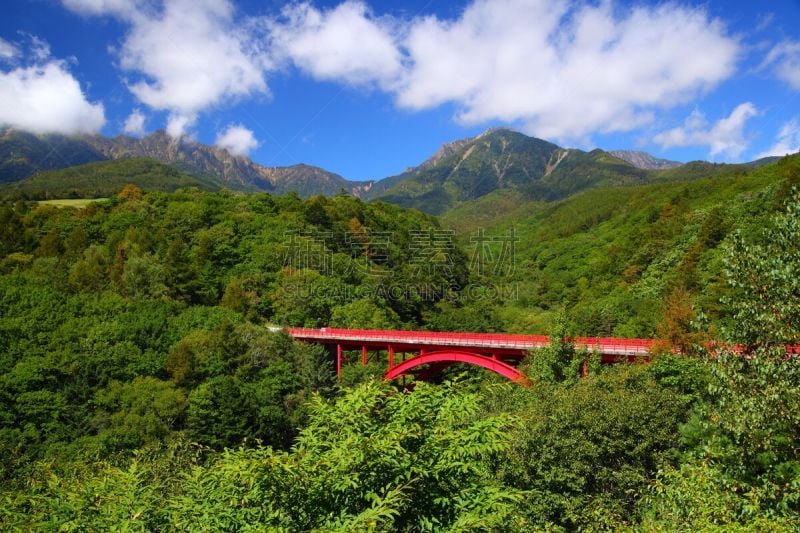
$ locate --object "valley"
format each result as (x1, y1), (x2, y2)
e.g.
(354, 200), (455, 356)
(3, 0), (800, 528)
(0, 125), (798, 532)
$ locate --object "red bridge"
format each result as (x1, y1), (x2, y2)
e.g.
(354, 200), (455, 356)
(287, 327), (655, 385)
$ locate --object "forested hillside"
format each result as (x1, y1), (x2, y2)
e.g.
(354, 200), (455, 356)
(0, 129), (367, 197)
(0, 187), (468, 522)
(0, 155), (798, 530)
(0, 129), (105, 183)
(441, 153), (800, 338)
(4, 0), (800, 527)
(0, 158), (218, 199)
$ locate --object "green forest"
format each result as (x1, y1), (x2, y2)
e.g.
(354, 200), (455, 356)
(0, 155), (799, 530)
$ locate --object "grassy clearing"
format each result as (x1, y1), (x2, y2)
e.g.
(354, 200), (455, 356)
(37, 198), (109, 208)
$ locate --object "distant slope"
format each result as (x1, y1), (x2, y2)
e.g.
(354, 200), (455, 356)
(0, 158), (214, 199)
(524, 149), (648, 200)
(369, 128), (783, 215)
(368, 128), (656, 214)
(608, 150), (682, 170)
(0, 129), (105, 183)
(82, 131), (366, 197)
(650, 161), (753, 182)
(0, 129), (365, 197)
(746, 156), (783, 167)
(367, 128), (562, 214)
(443, 153), (800, 336)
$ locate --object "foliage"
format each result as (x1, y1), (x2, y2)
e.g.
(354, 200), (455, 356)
(645, 189), (800, 527)
(1, 157), (799, 530)
(484, 363), (691, 530)
(523, 311), (598, 384)
(1, 158), (213, 199)
(2, 381), (525, 531)
(443, 153), (798, 336)
(0, 187), (468, 487)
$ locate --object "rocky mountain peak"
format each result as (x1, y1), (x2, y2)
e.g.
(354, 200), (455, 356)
(609, 150), (682, 170)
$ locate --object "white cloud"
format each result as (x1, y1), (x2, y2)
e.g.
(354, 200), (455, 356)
(62, 0), (271, 138)
(60, 0), (742, 143)
(123, 109), (147, 136)
(271, 0), (739, 142)
(215, 123), (259, 156)
(61, 0), (147, 18)
(0, 38), (18, 60)
(755, 119), (800, 159)
(166, 113), (195, 139)
(0, 61), (106, 134)
(653, 102), (758, 160)
(26, 34), (52, 62)
(396, 0), (740, 141)
(270, 1), (402, 87)
(760, 41), (800, 90)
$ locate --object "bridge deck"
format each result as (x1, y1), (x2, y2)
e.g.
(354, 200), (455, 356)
(287, 327), (654, 357)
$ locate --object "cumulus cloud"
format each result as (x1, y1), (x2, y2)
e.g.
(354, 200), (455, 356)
(760, 41), (800, 90)
(0, 38), (18, 60)
(755, 119), (800, 159)
(272, 0), (740, 142)
(0, 59), (106, 135)
(166, 113), (195, 139)
(62, 0), (270, 138)
(215, 123), (259, 156)
(123, 109), (147, 136)
(402, 0), (739, 141)
(653, 102), (758, 160)
(270, 1), (402, 87)
(120, 0), (269, 116)
(60, 0), (742, 143)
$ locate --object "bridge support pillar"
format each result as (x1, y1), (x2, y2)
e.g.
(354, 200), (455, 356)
(388, 345), (395, 369)
(336, 344), (342, 377)
(361, 345), (367, 366)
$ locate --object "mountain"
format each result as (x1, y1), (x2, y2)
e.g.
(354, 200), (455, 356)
(366, 128), (562, 214)
(608, 150), (682, 170)
(440, 153), (799, 335)
(82, 131), (364, 197)
(367, 128), (654, 214)
(746, 156), (783, 167)
(0, 129), (105, 183)
(1, 158), (214, 199)
(4, 127), (781, 209)
(368, 129), (790, 215)
(0, 129), (364, 197)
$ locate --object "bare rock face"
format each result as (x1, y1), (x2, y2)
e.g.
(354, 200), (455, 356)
(608, 150), (682, 170)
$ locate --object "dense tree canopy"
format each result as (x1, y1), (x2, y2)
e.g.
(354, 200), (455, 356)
(1, 159), (799, 530)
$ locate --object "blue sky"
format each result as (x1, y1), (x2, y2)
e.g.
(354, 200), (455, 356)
(1, 0), (800, 181)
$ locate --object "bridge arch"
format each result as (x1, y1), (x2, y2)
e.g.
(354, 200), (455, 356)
(384, 350), (530, 385)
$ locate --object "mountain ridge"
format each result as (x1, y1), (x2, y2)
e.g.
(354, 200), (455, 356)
(7, 126), (788, 214)
(365, 129), (657, 214)
(365, 128), (565, 213)
(608, 150), (682, 170)
(81, 130), (364, 197)
(0, 128), (366, 197)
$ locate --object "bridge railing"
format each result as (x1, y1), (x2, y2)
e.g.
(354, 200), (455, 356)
(287, 327), (656, 354)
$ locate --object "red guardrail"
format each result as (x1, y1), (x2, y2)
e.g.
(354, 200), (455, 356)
(287, 327), (655, 354)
